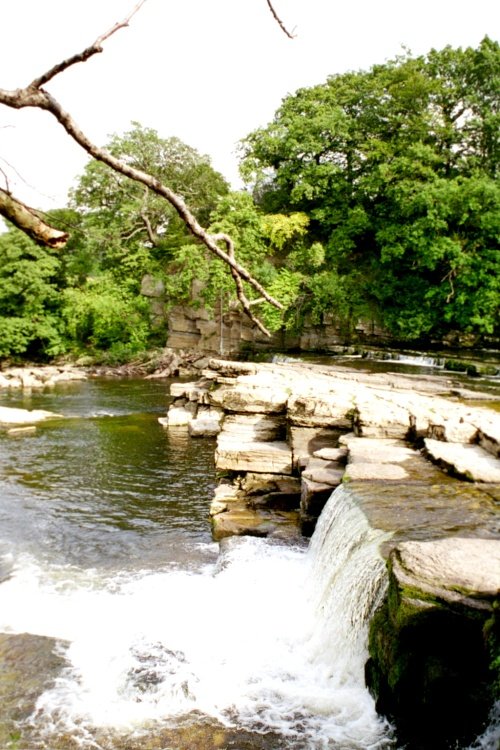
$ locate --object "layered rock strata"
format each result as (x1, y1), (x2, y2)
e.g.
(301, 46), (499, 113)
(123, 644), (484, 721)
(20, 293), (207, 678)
(161, 358), (500, 745)
(161, 358), (500, 540)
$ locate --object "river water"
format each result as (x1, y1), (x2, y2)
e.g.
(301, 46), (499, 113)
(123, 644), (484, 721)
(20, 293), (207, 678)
(0, 378), (497, 750)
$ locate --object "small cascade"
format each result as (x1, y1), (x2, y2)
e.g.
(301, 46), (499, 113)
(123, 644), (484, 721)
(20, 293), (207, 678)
(306, 484), (392, 680)
(0, 486), (395, 749)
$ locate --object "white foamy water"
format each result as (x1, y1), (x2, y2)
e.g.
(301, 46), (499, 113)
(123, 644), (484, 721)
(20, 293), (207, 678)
(0, 497), (393, 750)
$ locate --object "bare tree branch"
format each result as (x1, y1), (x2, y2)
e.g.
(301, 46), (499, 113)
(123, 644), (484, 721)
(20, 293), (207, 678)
(211, 232), (272, 336)
(139, 187), (159, 246)
(30, 0), (148, 89)
(0, 166), (10, 192)
(266, 0), (296, 39)
(0, 2), (283, 335)
(0, 187), (68, 248)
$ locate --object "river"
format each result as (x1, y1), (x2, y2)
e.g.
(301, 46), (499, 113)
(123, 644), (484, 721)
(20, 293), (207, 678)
(0, 377), (497, 750)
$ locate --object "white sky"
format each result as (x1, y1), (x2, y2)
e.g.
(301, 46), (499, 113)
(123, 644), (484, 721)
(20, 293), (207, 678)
(0, 0), (498, 212)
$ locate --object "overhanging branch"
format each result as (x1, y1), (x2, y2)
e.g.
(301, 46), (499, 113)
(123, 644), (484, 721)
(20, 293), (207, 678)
(0, 1), (284, 334)
(266, 0), (296, 39)
(0, 187), (68, 248)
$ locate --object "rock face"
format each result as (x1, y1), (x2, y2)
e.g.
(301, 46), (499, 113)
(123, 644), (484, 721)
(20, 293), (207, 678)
(160, 357), (500, 541)
(366, 538), (500, 748)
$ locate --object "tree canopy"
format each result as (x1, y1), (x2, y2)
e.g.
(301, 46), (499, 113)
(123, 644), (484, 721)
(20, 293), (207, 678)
(241, 37), (500, 341)
(0, 37), (498, 362)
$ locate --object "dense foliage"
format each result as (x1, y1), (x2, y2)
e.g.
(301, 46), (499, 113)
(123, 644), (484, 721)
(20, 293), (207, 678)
(241, 37), (499, 341)
(0, 40), (498, 361)
(0, 124), (230, 360)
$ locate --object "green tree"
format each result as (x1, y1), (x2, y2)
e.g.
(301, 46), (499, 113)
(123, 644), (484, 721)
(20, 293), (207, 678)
(71, 122), (229, 290)
(241, 38), (500, 341)
(63, 124), (230, 355)
(0, 226), (65, 358)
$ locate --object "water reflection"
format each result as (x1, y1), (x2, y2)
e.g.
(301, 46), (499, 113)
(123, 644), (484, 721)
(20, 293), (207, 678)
(0, 379), (217, 570)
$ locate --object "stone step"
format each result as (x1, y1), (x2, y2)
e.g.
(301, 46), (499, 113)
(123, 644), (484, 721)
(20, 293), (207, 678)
(424, 439), (500, 483)
(215, 438), (292, 474)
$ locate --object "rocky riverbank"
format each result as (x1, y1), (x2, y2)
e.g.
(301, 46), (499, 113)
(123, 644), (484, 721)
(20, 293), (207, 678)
(160, 357), (500, 747)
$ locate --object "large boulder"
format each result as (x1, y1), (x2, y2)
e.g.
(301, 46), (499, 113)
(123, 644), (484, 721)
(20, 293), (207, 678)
(366, 538), (500, 749)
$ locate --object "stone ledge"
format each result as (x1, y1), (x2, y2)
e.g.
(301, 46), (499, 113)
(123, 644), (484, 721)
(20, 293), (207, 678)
(424, 439), (500, 483)
(215, 438), (293, 475)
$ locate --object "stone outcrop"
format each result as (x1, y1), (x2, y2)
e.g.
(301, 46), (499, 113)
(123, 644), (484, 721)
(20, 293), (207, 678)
(166, 305), (274, 354)
(159, 356), (500, 744)
(160, 357), (500, 540)
(0, 366), (87, 390)
(366, 538), (500, 748)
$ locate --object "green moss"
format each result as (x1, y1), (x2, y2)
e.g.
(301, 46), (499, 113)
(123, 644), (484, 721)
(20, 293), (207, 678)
(484, 601), (500, 700)
(367, 569), (497, 747)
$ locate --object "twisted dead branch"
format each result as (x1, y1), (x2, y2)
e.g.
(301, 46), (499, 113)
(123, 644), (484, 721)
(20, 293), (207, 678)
(0, 1), (283, 333)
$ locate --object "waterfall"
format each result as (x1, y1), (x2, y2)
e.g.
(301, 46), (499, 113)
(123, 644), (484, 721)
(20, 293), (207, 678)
(306, 484), (392, 682)
(0, 487), (394, 749)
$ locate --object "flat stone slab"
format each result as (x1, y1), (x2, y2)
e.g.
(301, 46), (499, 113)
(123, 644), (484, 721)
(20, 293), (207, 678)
(209, 384), (289, 414)
(338, 482), (500, 555)
(312, 447), (348, 461)
(301, 459), (344, 486)
(342, 436), (416, 464)
(393, 537), (500, 604)
(344, 463), (409, 481)
(215, 438), (292, 474)
(424, 439), (500, 483)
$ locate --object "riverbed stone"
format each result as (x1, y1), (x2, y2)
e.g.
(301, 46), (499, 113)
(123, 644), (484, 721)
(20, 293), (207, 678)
(240, 473), (301, 496)
(301, 459), (344, 486)
(392, 537), (500, 605)
(0, 406), (62, 424)
(343, 463), (409, 481)
(162, 402), (197, 427)
(188, 417), (221, 437)
(0, 366), (87, 390)
(424, 439), (500, 483)
(6, 426), (37, 437)
(342, 436), (415, 464)
(170, 380), (211, 404)
(312, 446), (348, 462)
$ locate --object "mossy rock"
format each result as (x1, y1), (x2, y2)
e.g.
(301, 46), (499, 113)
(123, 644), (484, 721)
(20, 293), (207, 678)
(366, 542), (500, 748)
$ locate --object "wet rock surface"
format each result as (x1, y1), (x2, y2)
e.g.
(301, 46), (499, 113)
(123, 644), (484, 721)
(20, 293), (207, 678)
(366, 538), (500, 749)
(159, 357), (500, 746)
(0, 632), (67, 749)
